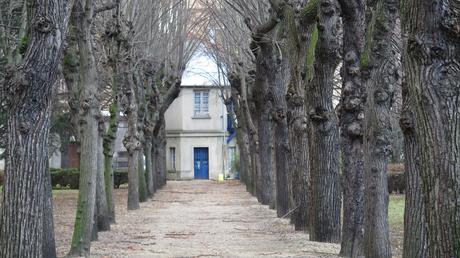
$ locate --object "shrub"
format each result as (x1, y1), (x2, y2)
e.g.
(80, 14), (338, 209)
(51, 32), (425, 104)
(50, 168), (80, 189)
(49, 168), (128, 189)
(388, 164), (405, 194)
(114, 169), (128, 188)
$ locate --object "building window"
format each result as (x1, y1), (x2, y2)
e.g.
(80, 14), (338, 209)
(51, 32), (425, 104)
(194, 91), (209, 115)
(170, 147), (176, 170)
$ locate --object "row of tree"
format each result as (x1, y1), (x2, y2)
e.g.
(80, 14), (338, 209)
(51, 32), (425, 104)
(206, 0), (459, 257)
(0, 0), (205, 257)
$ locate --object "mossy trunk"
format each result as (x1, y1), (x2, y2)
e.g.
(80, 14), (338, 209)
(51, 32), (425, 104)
(103, 153), (115, 222)
(68, 1), (100, 256)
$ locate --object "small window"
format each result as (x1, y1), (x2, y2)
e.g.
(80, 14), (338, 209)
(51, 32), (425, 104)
(170, 147), (176, 170)
(194, 91), (209, 115)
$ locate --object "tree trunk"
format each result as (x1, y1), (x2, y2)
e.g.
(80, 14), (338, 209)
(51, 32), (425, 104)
(268, 44), (291, 218)
(362, 0), (399, 257)
(68, 0), (100, 256)
(144, 141), (155, 196)
(123, 72), (141, 210)
(253, 50), (275, 206)
(43, 164), (57, 258)
(307, 0), (341, 243)
(96, 118), (110, 231)
(0, 1), (73, 253)
(138, 151), (148, 202)
(127, 150), (140, 210)
(337, 0), (365, 256)
(400, 0), (460, 256)
(103, 101), (119, 223)
(400, 88), (427, 258)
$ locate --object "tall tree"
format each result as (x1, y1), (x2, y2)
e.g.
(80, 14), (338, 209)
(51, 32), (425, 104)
(400, 0), (460, 256)
(0, 0), (74, 256)
(68, 0), (102, 254)
(337, 0), (366, 255)
(362, 0), (399, 256)
(307, 0), (342, 243)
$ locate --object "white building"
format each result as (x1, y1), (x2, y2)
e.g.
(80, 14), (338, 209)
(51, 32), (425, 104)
(164, 85), (236, 180)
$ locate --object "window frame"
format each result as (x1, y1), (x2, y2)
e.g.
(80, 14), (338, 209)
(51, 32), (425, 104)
(193, 90), (210, 117)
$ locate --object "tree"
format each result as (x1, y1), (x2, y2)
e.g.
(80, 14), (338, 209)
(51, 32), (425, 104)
(400, 0), (460, 256)
(0, 0), (74, 256)
(337, 0), (365, 255)
(362, 0), (399, 256)
(307, 0), (342, 243)
(68, 0), (102, 254)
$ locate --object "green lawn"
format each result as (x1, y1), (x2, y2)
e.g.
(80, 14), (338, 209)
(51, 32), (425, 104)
(389, 195), (405, 230)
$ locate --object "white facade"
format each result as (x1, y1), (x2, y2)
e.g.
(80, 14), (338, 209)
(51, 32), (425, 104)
(165, 86), (236, 180)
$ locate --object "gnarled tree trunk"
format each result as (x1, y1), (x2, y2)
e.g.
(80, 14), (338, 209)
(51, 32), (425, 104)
(307, 0), (341, 243)
(362, 0), (399, 257)
(400, 0), (460, 256)
(68, 0), (100, 255)
(337, 0), (365, 256)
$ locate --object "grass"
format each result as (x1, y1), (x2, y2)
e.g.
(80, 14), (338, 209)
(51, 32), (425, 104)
(389, 194), (405, 230)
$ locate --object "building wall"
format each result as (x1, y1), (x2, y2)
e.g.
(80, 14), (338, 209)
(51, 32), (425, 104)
(165, 86), (231, 180)
(165, 87), (227, 133)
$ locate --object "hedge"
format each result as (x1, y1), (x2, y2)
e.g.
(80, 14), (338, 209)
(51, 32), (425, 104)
(49, 168), (128, 189)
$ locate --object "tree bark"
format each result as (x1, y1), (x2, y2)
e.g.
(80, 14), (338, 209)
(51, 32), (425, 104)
(144, 141), (155, 196)
(253, 48), (275, 206)
(103, 100), (119, 223)
(268, 41), (292, 218)
(43, 164), (57, 258)
(362, 0), (399, 257)
(337, 0), (365, 256)
(68, 1), (100, 255)
(1, 0), (67, 246)
(400, 0), (460, 256)
(138, 150), (148, 202)
(96, 116), (110, 231)
(123, 72), (141, 211)
(307, 0), (341, 243)
(400, 84), (427, 258)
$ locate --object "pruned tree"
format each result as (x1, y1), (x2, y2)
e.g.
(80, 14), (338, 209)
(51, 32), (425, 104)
(362, 0), (400, 256)
(400, 0), (460, 256)
(0, 0), (74, 256)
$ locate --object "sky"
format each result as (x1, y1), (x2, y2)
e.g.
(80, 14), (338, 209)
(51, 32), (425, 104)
(181, 45), (228, 86)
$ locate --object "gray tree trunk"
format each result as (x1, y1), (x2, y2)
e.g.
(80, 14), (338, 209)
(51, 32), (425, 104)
(400, 0), (460, 256)
(253, 48), (275, 206)
(268, 43), (291, 218)
(68, 1), (100, 255)
(123, 72), (141, 211)
(96, 117), (110, 231)
(400, 88), (427, 258)
(307, 0), (341, 243)
(43, 164), (57, 258)
(362, 0), (399, 257)
(138, 151), (148, 202)
(144, 142), (155, 196)
(337, 0), (365, 256)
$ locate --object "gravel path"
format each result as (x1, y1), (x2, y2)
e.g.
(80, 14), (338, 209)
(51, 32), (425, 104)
(90, 180), (339, 257)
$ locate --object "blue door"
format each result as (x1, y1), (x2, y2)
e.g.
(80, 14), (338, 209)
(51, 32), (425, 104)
(194, 148), (209, 179)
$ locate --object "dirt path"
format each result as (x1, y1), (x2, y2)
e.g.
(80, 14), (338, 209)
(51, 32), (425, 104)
(57, 180), (340, 257)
